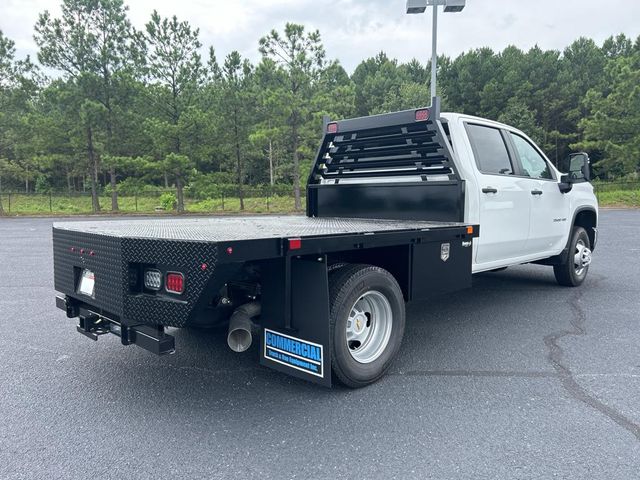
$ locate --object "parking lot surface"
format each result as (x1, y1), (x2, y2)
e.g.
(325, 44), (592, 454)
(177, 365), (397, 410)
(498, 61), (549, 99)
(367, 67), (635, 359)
(1, 210), (639, 479)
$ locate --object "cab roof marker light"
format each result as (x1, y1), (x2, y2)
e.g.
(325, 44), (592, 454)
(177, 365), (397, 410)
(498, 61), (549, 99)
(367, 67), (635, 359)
(415, 109), (430, 121)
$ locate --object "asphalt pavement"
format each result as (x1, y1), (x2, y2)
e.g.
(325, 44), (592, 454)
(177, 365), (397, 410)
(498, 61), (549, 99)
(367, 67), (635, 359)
(1, 210), (639, 479)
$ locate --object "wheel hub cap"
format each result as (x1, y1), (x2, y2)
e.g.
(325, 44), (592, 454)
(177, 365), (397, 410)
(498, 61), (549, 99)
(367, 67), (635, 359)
(574, 239), (592, 275)
(346, 291), (393, 364)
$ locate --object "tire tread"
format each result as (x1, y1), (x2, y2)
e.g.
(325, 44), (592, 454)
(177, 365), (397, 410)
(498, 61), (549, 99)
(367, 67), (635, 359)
(554, 226), (589, 287)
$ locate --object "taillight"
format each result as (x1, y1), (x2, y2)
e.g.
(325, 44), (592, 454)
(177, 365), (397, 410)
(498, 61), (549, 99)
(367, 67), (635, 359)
(326, 122), (338, 134)
(288, 238), (302, 250)
(415, 109), (430, 121)
(144, 269), (162, 290)
(166, 272), (184, 294)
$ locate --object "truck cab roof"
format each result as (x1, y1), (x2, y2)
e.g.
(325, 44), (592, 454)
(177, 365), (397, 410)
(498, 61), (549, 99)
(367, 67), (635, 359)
(441, 112), (521, 133)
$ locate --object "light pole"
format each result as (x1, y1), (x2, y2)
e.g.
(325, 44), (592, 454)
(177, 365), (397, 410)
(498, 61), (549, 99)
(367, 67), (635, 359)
(406, 0), (466, 102)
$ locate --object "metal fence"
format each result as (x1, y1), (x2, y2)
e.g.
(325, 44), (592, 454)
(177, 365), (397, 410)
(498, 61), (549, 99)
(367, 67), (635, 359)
(0, 186), (306, 215)
(592, 181), (640, 206)
(0, 181), (638, 215)
(592, 181), (640, 192)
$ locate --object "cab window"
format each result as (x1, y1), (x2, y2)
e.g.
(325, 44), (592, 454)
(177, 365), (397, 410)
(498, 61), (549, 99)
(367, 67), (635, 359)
(509, 133), (553, 180)
(466, 123), (513, 175)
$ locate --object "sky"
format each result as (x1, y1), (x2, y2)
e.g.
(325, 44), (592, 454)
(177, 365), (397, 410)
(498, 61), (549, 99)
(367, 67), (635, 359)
(2, 0), (639, 73)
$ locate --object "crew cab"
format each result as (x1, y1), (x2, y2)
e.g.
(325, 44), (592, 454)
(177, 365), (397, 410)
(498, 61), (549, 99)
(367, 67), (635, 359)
(53, 100), (597, 388)
(442, 111), (597, 283)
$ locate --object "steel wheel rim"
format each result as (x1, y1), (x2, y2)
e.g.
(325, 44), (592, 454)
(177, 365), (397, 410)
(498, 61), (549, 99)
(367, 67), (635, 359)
(346, 290), (393, 364)
(574, 238), (592, 276)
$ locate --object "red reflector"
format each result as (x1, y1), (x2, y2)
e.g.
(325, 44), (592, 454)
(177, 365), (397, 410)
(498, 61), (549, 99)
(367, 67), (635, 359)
(326, 122), (338, 134)
(166, 272), (184, 294)
(226, 247), (233, 255)
(288, 238), (302, 250)
(415, 109), (430, 121)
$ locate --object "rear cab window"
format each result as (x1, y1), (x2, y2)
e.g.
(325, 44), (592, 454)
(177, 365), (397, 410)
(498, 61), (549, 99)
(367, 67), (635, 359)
(508, 132), (555, 180)
(465, 123), (513, 176)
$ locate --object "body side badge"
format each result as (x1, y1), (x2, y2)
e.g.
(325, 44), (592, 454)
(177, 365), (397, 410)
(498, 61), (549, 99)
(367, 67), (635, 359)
(441, 243), (450, 262)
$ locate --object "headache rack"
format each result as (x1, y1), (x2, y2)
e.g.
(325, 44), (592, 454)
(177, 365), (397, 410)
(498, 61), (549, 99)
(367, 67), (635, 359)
(307, 100), (465, 222)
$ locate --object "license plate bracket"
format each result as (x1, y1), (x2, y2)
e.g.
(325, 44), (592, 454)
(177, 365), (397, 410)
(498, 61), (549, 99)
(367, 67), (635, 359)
(77, 269), (96, 298)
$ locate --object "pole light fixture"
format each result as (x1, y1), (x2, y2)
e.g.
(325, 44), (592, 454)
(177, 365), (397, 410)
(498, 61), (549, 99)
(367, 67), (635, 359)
(406, 0), (427, 14)
(443, 0), (466, 13)
(405, 1), (466, 16)
(406, 0), (466, 105)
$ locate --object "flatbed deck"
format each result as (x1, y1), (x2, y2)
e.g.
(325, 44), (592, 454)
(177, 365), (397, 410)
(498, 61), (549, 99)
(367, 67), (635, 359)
(53, 215), (468, 242)
(53, 214), (476, 332)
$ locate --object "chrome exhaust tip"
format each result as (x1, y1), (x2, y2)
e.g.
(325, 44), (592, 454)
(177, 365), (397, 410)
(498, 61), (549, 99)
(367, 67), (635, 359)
(227, 323), (252, 352)
(226, 302), (261, 353)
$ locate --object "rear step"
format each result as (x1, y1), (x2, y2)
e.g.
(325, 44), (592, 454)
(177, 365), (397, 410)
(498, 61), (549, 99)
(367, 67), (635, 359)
(56, 295), (175, 355)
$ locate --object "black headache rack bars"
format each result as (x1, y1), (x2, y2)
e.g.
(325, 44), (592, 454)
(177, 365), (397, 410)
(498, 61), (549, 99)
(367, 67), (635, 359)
(307, 101), (465, 223)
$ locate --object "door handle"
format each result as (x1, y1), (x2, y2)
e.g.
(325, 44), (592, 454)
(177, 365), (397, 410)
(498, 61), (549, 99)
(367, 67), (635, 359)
(531, 190), (543, 195)
(482, 187), (498, 194)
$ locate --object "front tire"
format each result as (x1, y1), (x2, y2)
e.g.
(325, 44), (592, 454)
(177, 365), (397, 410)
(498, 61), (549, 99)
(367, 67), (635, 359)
(328, 264), (405, 388)
(554, 226), (592, 287)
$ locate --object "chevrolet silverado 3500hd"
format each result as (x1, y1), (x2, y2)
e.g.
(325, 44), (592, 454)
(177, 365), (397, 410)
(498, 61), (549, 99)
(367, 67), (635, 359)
(53, 100), (597, 387)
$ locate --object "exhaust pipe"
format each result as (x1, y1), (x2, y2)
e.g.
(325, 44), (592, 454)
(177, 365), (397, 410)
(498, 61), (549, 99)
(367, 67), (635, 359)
(227, 302), (261, 352)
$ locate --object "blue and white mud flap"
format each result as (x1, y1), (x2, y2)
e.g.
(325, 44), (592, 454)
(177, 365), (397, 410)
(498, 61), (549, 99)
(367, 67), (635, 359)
(263, 329), (324, 378)
(259, 255), (332, 387)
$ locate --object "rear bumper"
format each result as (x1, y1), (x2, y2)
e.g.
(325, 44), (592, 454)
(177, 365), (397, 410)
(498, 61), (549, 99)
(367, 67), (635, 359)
(56, 295), (175, 355)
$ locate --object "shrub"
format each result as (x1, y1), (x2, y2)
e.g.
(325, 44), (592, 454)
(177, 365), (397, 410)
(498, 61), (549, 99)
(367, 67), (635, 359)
(35, 175), (52, 193)
(159, 192), (177, 210)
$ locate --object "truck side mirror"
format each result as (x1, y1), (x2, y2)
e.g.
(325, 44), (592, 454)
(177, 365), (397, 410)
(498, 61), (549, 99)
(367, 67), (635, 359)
(559, 152), (591, 183)
(559, 175), (573, 194)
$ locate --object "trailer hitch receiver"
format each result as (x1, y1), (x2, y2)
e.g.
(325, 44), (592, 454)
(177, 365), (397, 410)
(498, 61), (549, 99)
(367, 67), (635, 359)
(56, 295), (175, 355)
(76, 315), (176, 355)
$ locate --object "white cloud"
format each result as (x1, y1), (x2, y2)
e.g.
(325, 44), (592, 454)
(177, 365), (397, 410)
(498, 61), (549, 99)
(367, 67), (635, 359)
(1, 0), (639, 73)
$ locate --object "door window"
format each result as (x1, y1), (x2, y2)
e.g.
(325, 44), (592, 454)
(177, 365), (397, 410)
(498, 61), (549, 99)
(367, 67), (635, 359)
(509, 133), (553, 180)
(466, 124), (513, 175)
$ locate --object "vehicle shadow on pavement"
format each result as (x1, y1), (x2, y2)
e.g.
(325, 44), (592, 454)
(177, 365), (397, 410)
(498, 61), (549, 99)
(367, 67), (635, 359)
(75, 265), (583, 410)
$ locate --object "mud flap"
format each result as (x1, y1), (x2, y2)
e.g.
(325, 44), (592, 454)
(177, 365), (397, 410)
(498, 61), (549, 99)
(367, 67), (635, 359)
(259, 255), (331, 387)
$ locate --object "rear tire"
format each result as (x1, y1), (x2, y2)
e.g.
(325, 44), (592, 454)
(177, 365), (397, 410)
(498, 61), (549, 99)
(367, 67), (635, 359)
(554, 226), (592, 287)
(328, 264), (405, 388)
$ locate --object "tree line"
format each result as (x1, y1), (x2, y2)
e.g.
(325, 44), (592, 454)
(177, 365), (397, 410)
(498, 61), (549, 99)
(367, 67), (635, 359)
(1, 0), (639, 213)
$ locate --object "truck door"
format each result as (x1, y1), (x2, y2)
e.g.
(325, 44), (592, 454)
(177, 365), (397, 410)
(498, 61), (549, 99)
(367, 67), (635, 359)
(465, 123), (530, 265)
(506, 132), (570, 255)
